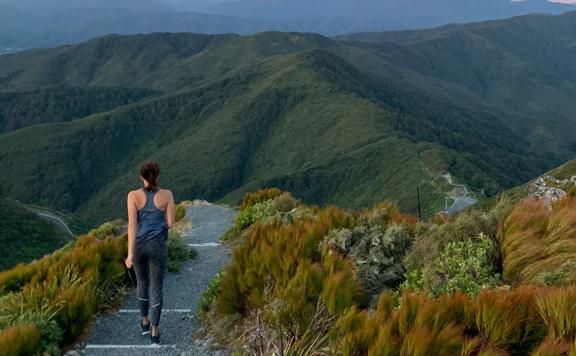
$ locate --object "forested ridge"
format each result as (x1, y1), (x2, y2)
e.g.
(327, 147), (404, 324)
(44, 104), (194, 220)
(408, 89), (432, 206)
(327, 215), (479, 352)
(0, 12), (575, 223)
(0, 86), (158, 132)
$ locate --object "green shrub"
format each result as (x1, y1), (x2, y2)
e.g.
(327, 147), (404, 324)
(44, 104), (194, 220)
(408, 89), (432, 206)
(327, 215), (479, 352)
(405, 209), (502, 275)
(223, 199), (280, 241)
(274, 192), (299, 213)
(86, 221), (121, 240)
(359, 201), (418, 227)
(325, 223), (412, 300)
(175, 203), (186, 222)
(403, 233), (500, 296)
(251, 200), (279, 223)
(167, 230), (196, 272)
(537, 261), (576, 287)
(239, 188), (283, 210)
(197, 271), (225, 318)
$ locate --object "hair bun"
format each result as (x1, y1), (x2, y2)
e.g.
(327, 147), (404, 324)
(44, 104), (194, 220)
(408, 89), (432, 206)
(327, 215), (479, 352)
(140, 162), (160, 191)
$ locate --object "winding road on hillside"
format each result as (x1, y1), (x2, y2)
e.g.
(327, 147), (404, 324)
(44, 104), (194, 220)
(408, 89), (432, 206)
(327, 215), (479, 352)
(36, 212), (75, 237)
(76, 204), (237, 356)
(441, 174), (477, 215)
(23, 206), (75, 237)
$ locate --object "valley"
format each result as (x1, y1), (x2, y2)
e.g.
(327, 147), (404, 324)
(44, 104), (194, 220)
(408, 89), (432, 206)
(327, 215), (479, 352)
(0, 198), (81, 270)
(3, 5), (576, 356)
(0, 12), (576, 224)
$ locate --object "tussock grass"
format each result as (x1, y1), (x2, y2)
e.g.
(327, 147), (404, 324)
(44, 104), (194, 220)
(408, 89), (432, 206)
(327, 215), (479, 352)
(535, 287), (576, 339)
(204, 190), (576, 355)
(503, 197), (576, 285)
(0, 224), (129, 355)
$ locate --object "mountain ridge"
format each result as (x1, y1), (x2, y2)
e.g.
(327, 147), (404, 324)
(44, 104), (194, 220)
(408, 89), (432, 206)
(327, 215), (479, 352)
(1, 12), (576, 222)
(0, 0), (574, 48)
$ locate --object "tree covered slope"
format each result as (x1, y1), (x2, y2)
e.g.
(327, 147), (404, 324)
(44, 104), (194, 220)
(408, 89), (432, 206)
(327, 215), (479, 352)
(0, 86), (157, 132)
(0, 12), (575, 223)
(0, 198), (71, 270)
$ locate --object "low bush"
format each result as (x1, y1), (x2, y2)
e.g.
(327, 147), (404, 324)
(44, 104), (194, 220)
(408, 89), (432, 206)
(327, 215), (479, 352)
(223, 190), (305, 243)
(274, 192), (299, 213)
(223, 199), (281, 241)
(197, 271), (225, 318)
(405, 208), (502, 266)
(325, 222), (412, 301)
(403, 233), (500, 296)
(166, 230), (196, 272)
(239, 188), (283, 210)
(85, 221), (122, 240)
(175, 203), (187, 222)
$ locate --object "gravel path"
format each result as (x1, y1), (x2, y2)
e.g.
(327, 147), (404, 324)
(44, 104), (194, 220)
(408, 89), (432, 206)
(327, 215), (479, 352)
(78, 204), (236, 356)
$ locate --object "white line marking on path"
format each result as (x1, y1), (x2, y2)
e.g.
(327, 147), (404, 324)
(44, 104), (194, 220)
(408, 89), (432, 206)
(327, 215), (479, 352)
(85, 344), (177, 349)
(188, 242), (220, 247)
(118, 309), (192, 313)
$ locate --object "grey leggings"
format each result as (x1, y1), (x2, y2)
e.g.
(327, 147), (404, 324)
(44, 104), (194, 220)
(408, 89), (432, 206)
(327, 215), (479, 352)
(133, 237), (167, 327)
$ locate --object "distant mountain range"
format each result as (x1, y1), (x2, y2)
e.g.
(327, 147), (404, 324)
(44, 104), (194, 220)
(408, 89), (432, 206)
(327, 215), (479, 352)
(209, 0), (574, 23)
(0, 0), (574, 48)
(0, 0), (171, 12)
(1, 11), (576, 223)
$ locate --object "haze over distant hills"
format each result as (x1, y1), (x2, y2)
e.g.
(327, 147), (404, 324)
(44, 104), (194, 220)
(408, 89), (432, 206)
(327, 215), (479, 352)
(0, 0), (574, 48)
(209, 0), (573, 22)
(1, 11), (576, 223)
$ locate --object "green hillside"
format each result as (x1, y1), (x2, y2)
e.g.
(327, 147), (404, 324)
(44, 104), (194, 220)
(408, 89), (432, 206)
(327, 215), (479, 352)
(0, 86), (157, 132)
(502, 158), (576, 202)
(340, 11), (576, 158)
(0, 198), (71, 270)
(547, 159), (576, 180)
(0, 12), (575, 223)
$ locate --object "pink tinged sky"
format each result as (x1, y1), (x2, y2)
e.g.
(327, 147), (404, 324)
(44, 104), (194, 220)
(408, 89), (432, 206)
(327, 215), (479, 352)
(550, 0), (576, 3)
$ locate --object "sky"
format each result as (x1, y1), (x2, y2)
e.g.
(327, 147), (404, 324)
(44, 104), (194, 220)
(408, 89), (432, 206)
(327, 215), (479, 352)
(163, 0), (576, 4)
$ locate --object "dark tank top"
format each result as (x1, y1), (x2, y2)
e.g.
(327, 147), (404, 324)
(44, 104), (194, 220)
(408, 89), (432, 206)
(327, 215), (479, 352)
(136, 188), (168, 242)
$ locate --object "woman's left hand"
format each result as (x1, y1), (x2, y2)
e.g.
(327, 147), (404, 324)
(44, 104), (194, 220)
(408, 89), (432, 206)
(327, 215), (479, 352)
(125, 254), (133, 269)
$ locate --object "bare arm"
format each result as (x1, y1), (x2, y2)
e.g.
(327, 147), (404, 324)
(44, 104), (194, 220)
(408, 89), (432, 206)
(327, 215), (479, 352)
(166, 191), (176, 229)
(126, 191), (138, 268)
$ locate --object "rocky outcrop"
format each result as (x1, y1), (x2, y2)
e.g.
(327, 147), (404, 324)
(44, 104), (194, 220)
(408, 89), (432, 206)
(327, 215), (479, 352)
(529, 175), (576, 207)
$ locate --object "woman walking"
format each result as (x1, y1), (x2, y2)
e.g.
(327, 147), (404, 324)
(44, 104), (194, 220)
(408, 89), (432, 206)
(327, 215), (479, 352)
(125, 162), (175, 344)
